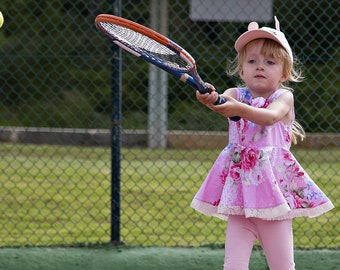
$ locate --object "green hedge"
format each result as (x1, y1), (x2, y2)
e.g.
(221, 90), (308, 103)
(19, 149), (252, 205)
(0, 0), (338, 132)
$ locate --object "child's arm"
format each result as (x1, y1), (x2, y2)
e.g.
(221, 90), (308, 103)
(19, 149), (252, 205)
(197, 88), (293, 125)
(219, 89), (293, 125)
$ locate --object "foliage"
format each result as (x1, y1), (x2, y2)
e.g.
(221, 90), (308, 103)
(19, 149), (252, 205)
(0, 0), (338, 132)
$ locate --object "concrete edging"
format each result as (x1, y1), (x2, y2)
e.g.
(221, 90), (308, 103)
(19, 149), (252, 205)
(0, 127), (338, 149)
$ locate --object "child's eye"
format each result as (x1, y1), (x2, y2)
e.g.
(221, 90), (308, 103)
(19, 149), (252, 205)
(248, 59), (256, 64)
(266, 60), (276, 65)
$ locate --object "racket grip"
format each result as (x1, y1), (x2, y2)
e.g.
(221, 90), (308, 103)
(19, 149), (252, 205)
(213, 95), (241, 122)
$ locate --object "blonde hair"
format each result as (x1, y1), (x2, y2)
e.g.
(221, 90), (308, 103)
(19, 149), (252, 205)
(228, 38), (305, 144)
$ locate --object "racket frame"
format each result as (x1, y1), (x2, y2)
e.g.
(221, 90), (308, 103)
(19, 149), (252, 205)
(95, 14), (240, 121)
(95, 14), (208, 93)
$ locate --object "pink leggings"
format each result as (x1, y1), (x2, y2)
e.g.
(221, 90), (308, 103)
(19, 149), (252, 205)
(224, 215), (295, 270)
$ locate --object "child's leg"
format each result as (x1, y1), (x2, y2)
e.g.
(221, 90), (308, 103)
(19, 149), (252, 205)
(224, 215), (257, 270)
(256, 219), (295, 270)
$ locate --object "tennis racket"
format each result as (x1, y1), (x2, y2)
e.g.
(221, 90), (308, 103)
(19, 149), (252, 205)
(95, 14), (240, 121)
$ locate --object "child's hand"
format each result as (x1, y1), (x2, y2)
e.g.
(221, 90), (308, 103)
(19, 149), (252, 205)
(196, 83), (219, 106)
(211, 95), (240, 119)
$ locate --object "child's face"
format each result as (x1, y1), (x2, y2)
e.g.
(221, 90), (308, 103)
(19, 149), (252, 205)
(239, 40), (288, 97)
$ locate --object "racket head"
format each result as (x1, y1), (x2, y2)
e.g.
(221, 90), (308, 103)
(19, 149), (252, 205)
(95, 14), (239, 120)
(95, 14), (196, 75)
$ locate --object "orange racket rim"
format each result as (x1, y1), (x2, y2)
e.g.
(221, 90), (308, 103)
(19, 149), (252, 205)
(95, 14), (196, 68)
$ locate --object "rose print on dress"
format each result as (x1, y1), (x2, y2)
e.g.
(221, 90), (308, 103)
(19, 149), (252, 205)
(228, 146), (265, 186)
(240, 147), (261, 170)
(278, 154), (328, 210)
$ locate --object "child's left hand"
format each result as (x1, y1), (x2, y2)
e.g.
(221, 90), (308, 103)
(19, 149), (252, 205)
(211, 95), (240, 119)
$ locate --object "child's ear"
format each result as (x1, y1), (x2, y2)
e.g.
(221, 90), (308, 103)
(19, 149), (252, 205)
(239, 67), (244, 78)
(280, 72), (289, 83)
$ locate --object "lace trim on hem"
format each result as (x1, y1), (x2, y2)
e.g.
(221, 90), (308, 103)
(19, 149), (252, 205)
(218, 204), (290, 220)
(274, 201), (334, 220)
(191, 199), (334, 221)
(190, 199), (229, 221)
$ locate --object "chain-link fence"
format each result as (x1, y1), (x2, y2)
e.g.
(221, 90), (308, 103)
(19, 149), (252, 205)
(0, 0), (338, 248)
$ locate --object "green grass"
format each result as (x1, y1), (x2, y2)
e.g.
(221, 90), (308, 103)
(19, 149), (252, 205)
(0, 246), (339, 270)
(0, 143), (338, 248)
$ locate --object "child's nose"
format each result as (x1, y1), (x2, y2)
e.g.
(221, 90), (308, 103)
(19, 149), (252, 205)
(256, 62), (264, 70)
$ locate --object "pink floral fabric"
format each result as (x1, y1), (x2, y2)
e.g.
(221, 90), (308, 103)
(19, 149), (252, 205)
(191, 88), (334, 220)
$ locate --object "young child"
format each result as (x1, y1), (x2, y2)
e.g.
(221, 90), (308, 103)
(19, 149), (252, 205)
(190, 17), (334, 270)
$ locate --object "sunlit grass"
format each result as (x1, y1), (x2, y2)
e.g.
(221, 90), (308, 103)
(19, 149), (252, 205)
(0, 143), (338, 248)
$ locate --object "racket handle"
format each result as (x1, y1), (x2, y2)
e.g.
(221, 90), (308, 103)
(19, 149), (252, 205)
(213, 95), (241, 122)
(181, 74), (240, 121)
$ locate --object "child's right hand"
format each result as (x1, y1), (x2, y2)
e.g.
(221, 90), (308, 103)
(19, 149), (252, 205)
(196, 83), (219, 106)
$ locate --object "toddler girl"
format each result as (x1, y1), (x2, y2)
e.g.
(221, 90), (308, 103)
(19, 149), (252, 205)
(191, 17), (334, 270)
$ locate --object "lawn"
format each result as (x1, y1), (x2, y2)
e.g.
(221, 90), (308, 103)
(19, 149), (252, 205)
(0, 143), (338, 249)
(0, 246), (339, 270)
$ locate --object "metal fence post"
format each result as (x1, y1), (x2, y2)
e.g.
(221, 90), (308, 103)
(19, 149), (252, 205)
(148, 0), (169, 149)
(110, 0), (122, 245)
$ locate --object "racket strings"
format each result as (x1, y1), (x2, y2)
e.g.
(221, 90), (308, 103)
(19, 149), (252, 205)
(100, 22), (190, 71)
